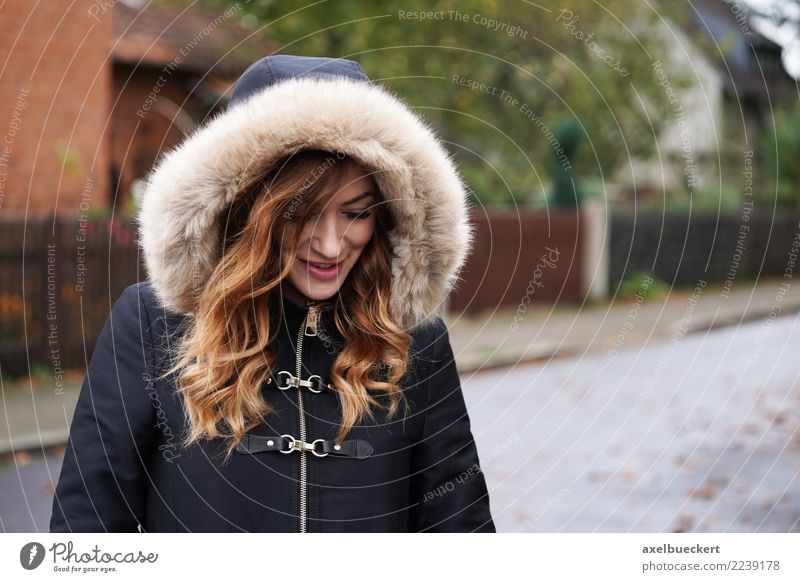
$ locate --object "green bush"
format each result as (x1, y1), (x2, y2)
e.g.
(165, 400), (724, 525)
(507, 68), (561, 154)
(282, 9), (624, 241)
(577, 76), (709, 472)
(618, 271), (669, 300)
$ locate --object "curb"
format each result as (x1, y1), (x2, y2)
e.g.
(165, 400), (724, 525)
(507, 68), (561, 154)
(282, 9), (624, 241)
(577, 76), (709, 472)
(0, 431), (68, 458)
(456, 341), (582, 375)
(458, 301), (800, 377)
(675, 299), (800, 336)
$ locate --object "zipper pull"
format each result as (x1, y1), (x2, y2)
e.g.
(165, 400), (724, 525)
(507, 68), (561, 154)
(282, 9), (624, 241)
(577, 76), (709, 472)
(304, 304), (319, 336)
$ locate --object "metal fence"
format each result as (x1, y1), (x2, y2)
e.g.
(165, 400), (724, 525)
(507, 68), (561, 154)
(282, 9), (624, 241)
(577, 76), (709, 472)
(609, 211), (800, 290)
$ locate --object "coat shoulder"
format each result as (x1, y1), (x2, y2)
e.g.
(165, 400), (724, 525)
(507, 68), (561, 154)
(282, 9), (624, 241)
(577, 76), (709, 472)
(120, 281), (191, 374)
(125, 280), (167, 313)
(406, 316), (452, 386)
(408, 316), (447, 357)
(125, 281), (191, 326)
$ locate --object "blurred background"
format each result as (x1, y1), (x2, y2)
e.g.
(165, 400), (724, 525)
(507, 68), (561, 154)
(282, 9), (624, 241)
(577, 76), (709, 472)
(1, 0), (799, 533)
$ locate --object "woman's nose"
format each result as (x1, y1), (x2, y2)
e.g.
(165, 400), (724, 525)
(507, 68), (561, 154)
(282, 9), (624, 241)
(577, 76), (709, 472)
(308, 214), (344, 259)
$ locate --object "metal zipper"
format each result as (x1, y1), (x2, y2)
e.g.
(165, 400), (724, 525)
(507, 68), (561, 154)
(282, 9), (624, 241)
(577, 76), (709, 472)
(296, 302), (319, 533)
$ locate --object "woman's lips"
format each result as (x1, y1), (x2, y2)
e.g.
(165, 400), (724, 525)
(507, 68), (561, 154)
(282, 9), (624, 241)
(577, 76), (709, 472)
(299, 258), (343, 280)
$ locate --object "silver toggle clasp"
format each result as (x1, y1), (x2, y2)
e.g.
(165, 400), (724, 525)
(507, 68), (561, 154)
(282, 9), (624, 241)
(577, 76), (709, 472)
(276, 371), (330, 393)
(280, 434), (317, 454)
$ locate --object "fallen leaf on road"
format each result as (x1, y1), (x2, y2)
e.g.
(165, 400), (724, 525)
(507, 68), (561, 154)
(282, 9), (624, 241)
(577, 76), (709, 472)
(513, 511), (529, 524)
(589, 471), (612, 482)
(671, 514), (695, 532)
(13, 451), (31, 466)
(769, 411), (787, 425)
(759, 498), (776, 509)
(688, 484), (716, 500)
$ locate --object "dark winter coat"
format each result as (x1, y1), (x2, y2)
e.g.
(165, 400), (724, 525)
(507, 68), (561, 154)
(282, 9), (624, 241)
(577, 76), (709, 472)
(49, 54), (495, 533)
(49, 282), (495, 532)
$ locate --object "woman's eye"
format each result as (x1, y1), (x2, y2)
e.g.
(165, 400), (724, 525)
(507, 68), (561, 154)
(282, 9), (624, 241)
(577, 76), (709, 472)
(345, 210), (373, 220)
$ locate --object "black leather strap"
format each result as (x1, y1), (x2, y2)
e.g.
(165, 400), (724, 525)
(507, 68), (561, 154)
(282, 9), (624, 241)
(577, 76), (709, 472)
(235, 434), (373, 459)
(235, 434), (290, 453)
(318, 438), (374, 459)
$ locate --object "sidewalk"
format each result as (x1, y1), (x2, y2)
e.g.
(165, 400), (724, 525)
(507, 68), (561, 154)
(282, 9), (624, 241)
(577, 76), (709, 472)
(1, 278), (798, 456)
(445, 277), (800, 374)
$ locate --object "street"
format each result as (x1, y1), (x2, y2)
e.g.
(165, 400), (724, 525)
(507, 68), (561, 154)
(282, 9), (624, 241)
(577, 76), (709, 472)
(469, 313), (800, 532)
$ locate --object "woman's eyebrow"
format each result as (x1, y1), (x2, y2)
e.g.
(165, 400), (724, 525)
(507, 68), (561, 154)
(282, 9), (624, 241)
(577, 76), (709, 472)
(342, 191), (376, 205)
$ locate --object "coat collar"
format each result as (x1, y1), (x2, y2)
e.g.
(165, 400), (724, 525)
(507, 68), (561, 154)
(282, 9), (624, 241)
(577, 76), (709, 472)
(138, 73), (473, 332)
(269, 291), (341, 341)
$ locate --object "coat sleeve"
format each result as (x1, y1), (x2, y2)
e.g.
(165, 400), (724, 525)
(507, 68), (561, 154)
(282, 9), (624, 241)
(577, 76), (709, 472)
(408, 318), (495, 532)
(50, 283), (157, 533)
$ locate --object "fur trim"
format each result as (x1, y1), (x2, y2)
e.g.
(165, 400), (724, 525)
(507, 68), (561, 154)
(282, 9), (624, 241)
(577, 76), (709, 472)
(136, 75), (474, 330)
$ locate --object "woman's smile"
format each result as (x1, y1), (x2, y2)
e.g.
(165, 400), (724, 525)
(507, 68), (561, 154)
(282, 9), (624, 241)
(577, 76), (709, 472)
(298, 257), (345, 280)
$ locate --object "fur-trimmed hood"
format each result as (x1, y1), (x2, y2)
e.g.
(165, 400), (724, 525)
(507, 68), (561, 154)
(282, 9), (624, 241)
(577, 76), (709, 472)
(136, 55), (474, 330)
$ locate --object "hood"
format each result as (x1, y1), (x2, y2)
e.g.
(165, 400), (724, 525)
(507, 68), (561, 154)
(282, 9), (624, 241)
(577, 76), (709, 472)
(136, 54), (474, 331)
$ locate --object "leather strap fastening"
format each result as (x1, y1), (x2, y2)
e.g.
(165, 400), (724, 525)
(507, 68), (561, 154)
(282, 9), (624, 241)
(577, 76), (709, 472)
(235, 434), (373, 459)
(271, 371), (335, 393)
(235, 434), (287, 453)
(316, 438), (374, 459)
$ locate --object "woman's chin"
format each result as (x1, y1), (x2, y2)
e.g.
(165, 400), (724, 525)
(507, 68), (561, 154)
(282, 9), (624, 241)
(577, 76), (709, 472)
(287, 279), (340, 303)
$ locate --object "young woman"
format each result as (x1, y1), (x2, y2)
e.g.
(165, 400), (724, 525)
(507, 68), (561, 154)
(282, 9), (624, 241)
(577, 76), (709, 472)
(50, 54), (494, 533)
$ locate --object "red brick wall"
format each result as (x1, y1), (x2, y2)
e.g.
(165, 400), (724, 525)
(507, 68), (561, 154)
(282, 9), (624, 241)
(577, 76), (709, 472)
(0, 0), (111, 218)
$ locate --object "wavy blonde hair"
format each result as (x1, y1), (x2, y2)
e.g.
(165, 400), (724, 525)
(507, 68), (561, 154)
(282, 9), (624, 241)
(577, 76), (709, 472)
(157, 149), (412, 463)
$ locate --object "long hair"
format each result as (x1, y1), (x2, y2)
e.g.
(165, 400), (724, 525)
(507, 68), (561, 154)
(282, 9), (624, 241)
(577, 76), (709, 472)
(157, 149), (412, 463)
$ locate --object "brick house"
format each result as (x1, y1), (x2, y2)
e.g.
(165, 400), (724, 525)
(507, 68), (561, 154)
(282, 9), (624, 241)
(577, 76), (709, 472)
(0, 0), (273, 218)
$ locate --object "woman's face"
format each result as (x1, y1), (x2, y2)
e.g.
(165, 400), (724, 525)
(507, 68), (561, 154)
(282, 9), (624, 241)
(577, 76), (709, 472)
(281, 161), (378, 304)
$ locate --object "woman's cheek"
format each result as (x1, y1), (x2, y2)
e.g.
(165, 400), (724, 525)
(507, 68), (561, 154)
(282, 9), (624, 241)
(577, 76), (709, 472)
(352, 219), (375, 248)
